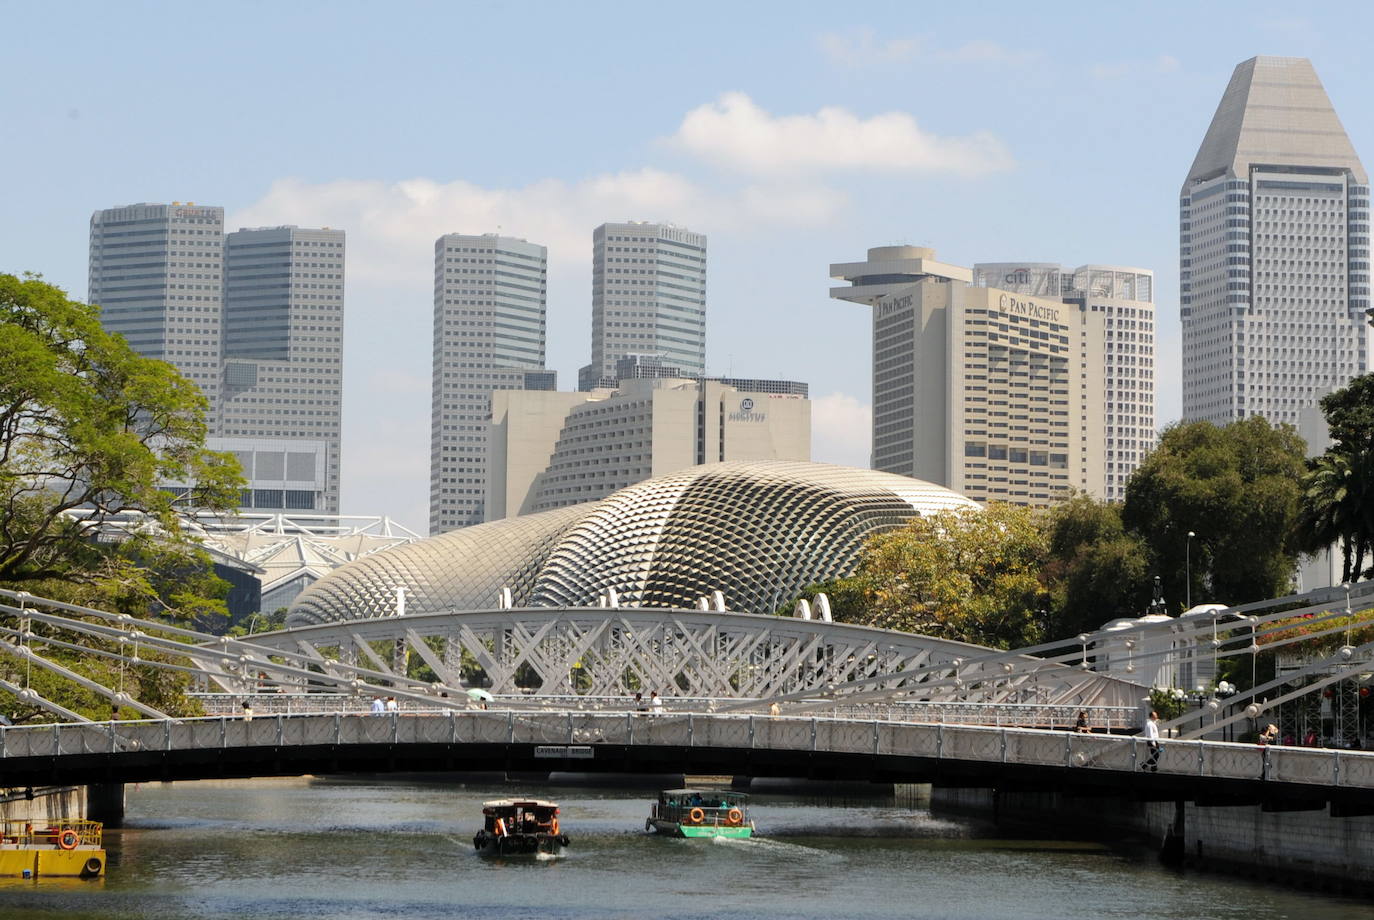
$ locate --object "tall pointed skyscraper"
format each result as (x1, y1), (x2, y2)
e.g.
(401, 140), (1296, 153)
(1181, 56), (1371, 426)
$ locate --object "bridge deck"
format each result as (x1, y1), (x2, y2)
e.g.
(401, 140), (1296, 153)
(2, 712), (1371, 811)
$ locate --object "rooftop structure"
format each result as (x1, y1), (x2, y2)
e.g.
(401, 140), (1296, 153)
(288, 461), (978, 625)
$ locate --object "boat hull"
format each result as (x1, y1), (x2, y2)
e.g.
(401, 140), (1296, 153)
(0, 847), (105, 877)
(472, 831), (569, 856)
(648, 819), (753, 839)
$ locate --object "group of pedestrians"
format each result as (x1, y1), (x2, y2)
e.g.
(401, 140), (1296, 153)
(632, 691), (665, 713)
(369, 696), (399, 713)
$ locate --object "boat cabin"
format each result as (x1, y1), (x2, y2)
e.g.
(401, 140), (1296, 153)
(654, 789), (749, 826)
(481, 799), (560, 836)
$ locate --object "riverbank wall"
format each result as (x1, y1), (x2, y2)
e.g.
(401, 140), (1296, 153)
(0, 786), (87, 825)
(931, 786), (1374, 895)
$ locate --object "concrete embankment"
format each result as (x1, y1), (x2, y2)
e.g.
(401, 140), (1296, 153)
(932, 786), (1374, 896)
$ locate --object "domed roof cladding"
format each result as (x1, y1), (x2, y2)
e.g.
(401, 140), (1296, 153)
(286, 461), (979, 625)
(286, 504), (590, 627)
(530, 461), (979, 614)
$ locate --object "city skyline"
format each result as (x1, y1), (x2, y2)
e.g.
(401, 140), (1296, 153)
(9, 2), (1374, 531)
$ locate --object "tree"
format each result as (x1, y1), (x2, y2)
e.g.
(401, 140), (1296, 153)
(0, 273), (242, 621)
(1121, 417), (1306, 608)
(827, 504), (1048, 649)
(1318, 373), (1374, 455)
(1298, 374), (1374, 581)
(1044, 493), (1153, 640)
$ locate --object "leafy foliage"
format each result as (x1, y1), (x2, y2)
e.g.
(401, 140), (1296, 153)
(1043, 493), (1152, 639)
(1121, 417), (1306, 607)
(1296, 374), (1374, 582)
(0, 273), (243, 624)
(823, 504), (1048, 649)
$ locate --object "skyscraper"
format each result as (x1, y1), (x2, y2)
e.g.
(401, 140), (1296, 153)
(430, 232), (554, 534)
(831, 246), (1156, 506)
(220, 226), (346, 513)
(579, 221), (707, 390)
(89, 202), (225, 407)
(1181, 56), (1371, 426)
(91, 204), (349, 514)
(975, 263), (1156, 503)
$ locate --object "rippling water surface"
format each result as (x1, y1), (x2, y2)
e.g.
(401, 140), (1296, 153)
(3, 777), (1371, 920)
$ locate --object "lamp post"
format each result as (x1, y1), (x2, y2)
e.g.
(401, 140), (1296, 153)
(1342, 581), (1353, 648)
(1186, 531), (1196, 610)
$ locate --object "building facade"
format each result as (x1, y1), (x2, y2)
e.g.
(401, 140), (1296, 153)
(1181, 56), (1371, 426)
(579, 222), (707, 390)
(220, 226), (345, 512)
(430, 233), (555, 534)
(832, 246), (1155, 505)
(975, 263), (1156, 502)
(486, 376), (810, 518)
(89, 202), (225, 409)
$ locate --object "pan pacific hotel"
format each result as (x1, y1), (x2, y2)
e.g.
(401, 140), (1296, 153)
(830, 247), (1155, 505)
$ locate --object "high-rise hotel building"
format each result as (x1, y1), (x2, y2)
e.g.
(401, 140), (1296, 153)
(89, 202), (225, 407)
(831, 247), (1155, 505)
(430, 233), (555, 534)
(578, 221), (707, 390)
(974, 263), (1155, 502)
(219, 226), (346, 513)
(1181, 56), (1371, 426)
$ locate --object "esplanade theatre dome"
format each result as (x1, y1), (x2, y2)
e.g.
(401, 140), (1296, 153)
(287, 462), (979, 626)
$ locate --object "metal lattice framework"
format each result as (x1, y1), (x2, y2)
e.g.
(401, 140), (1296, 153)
(3, 584), (1373, 747)
(242, 607), (1144, 706)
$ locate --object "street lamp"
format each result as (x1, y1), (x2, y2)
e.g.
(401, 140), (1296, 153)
(1342, 582), (1353, 648)
(1186, 531), (1196, 610)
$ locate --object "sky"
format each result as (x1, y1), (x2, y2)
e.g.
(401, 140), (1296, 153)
(5, 0), (1374, 534)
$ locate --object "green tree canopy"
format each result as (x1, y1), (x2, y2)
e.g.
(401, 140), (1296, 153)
(825, 503), (1048, 649)
(1121, 416), (1306, 608)
(0, 272), (242, 620)
(1044, 493), (1153, 639)
(1298, 374), (1374, 582)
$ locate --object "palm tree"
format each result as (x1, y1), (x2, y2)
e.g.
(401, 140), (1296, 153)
(1295, 453), (1355, 582)
(1295, 450), (1374, 583)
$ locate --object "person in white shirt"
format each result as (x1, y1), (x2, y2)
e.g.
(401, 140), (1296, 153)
(650, 692), (664, 714)
(1142, 710), (1162, 772)
(370, 696), (385, 714)
(385, 696), (399, 712)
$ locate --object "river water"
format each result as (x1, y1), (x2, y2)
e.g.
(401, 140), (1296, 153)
(2, 776), (1371, 920)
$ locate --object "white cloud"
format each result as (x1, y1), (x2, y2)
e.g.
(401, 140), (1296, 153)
(228, 168), (845, 285)
(810, 392), (872, 469)
(935, 40), (1041, 66)
(668, 92), (1014, 177)
(819, 27), (920, 68)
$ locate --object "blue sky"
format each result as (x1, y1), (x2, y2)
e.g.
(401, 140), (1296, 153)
(5, 1), (1374, 532)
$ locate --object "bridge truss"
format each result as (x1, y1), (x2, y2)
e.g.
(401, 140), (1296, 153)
(1, 585), (1372, 743)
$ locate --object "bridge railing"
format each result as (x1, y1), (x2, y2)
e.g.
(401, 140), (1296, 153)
(187, 693), (1139, 731)
(3, 712), (1372, 792)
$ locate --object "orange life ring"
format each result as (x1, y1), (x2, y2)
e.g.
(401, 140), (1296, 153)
(688, 807), (705, 824)
(726, 807), (743, 826)
(58, 828), (80, 850)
